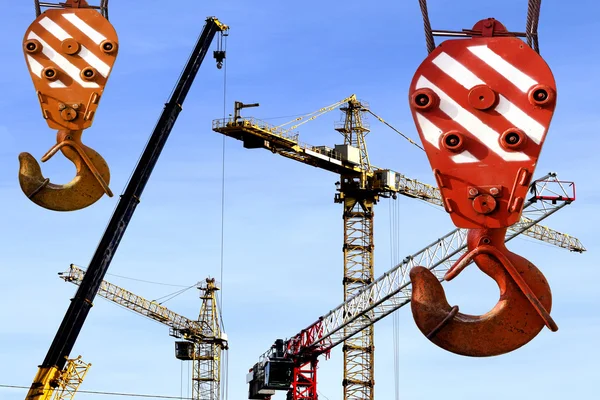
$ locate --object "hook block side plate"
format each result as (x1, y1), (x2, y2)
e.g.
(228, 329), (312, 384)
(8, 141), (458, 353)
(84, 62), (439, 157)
(23, 7), (119, 131)
(408, 19), (557, 229)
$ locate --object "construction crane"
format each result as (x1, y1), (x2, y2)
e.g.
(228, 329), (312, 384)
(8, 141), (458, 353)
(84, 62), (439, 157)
(246, 173), (581, 399)
(59, 265), (228, 400)
(24, 16), (229, 400)
(212, 97), (583, 400)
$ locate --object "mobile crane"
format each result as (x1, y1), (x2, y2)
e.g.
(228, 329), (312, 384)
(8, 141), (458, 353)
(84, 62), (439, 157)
(246, 173), (581, 400)
(24, 16), (229, 400)
(60, 265), (228, 400)
(212, 97), (582, 400)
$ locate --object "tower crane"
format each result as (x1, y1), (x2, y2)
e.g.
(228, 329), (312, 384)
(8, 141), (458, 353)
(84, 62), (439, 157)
(24, 16), (229, 400)
(211, 97), (583, 400)
(246, 173), (582, 400)
(59, 265), (228, 400)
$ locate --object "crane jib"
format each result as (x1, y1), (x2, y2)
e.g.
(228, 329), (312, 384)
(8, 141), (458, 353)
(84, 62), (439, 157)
(25, 16), (228, 400)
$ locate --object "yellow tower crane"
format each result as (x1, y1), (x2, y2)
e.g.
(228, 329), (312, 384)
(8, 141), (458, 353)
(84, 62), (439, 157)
(59, 265), (228, 400)
(212, 96), (584, 400)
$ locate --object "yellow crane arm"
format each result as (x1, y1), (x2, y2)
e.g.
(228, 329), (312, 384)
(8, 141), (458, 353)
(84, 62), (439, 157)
(211, 102), (585, 253)
(59, 265), (206, 341)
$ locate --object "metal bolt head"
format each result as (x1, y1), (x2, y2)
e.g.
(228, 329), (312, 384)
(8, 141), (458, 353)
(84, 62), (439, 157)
(72, 103), (79, 110)
(58, 103), (66, 111)
(489, 187), (500, 196)
(468, 188), (479, 196)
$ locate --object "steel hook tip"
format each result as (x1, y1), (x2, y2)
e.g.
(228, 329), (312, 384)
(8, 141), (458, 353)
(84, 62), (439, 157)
(18, 130), (113, 212)
(409, 228), (557, 357)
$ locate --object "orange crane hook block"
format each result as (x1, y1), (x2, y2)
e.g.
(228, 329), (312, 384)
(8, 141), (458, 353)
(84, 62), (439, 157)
(407, 18), (558, 356)
(20, 0), (118, 211)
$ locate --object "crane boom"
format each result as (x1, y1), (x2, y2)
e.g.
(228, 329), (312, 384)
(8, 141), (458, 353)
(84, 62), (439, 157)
(25, 17), (229, 400)
(59, 265), (209, 341)
(60, 265), (228, 400)
(247, 174), (579, 398)
(212, 110), (584, 253)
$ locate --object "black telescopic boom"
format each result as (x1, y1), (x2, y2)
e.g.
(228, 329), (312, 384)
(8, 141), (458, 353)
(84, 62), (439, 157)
(40, 17), (226, 370)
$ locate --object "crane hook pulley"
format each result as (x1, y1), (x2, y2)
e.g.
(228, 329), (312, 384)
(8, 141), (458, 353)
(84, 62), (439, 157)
(21, 0), (118, 211)
(407, 18), (558, 356)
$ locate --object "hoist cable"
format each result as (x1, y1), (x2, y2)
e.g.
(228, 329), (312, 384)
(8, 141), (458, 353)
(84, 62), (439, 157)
(104, 272), (189, 288)
(365, 109), (424, 151)
(0, 383), (192, 399)
(219, 33), (230, 400)
(531, 0), (542, 53)
(220, 55), (227, 315)
(418, 0), (436, 53)
(151, 283), (197, 305)
(525, 0), (542, 53)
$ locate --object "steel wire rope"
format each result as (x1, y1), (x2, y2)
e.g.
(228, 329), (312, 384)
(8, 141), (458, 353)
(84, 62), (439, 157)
(219, 35), (230, 400)
(151, 282), (198, 305)
(529, 0), (542, 53)
(104, 272), (189, 288)
(0, 384), (194, 399)
(418, 0), (436, 53)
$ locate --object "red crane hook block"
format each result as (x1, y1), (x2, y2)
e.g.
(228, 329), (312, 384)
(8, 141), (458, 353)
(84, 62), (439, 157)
(19, 0), (118, 211)
(407, 18), (559, 356)
(408, 18), (556, 229)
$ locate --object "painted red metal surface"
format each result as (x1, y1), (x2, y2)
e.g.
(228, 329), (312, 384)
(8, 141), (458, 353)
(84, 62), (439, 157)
(408, 19), (557, 229)
(408, 18), (560, 358)
(19, 0), (118, 211)
(23, 3), (119, 131)
(410, 227), (557, 357)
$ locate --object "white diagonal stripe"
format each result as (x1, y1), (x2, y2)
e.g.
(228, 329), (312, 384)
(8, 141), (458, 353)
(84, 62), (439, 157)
(468, 45), (537, 92)
(433, 52), (483, 88)
(62, 13), (106, 44)
(76, 46), (110, 76)
(416, 112), (479, 164)
(416, 112), (442, 149)
(39, 17), (70, 40)
(495, 95), (544, 144)
(451, 151), (478, 163)
(27, 31), (99, 88)
(416, 75), (529, 162)
(432, 52), (545, 145)
(38, 17), (110, 77)
(26, 54), (66, 88)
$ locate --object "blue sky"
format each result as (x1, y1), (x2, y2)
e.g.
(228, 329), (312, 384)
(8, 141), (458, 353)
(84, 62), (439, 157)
(1, 1), (598, 399)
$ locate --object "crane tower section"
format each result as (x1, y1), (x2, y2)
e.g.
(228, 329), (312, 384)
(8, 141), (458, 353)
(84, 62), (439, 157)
(185, 278), (227, 400)
(334, 98), (376, 400)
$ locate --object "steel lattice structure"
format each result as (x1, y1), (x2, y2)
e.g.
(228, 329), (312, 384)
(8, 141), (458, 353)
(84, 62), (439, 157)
(336, 99), (376, 400)
(60, 267), (228, 400)
(193, 279), (225, 400)
(287, 176), (580, 354)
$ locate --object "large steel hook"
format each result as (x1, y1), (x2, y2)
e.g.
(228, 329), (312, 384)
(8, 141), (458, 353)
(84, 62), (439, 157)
(18, 130), (113, 211)
(410, 228), (558, 357)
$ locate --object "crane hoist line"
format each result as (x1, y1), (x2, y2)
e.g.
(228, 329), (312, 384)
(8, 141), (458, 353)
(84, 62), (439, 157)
(24, 15), (229, 400)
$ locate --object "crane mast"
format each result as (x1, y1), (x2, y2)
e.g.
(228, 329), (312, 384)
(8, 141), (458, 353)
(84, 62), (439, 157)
(247, 174), (582, 399)
(193, 278), (226, 400)
(25, 17), (229, 400)
(60, 265), (228, 400)
(335, 98), (376, 399)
